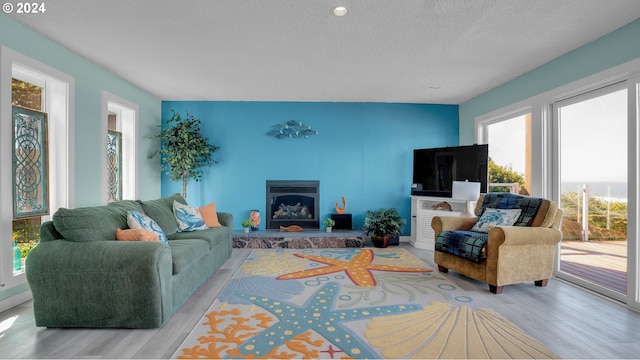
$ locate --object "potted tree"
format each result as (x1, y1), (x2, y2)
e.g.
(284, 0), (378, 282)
(148, 110), (219, 199)
(363, 208), (406, 248)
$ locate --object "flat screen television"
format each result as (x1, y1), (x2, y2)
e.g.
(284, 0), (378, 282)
(412, 144), (488, 197)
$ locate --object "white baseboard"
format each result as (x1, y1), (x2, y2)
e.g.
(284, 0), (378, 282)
(0, 289), (32, 314)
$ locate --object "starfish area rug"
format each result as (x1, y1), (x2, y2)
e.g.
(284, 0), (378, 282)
(173, 247), (557, 359)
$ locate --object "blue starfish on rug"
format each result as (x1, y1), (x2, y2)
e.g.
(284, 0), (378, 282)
(228, 282), (421, 359)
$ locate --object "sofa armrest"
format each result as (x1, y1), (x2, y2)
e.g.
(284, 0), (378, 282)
(431, 215), (477, 235)
(217, 212), (233, 227)
(26, 240), (173, 328)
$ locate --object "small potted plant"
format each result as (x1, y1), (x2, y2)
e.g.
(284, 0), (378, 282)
(324, 218), (336, 233)
(241, 219), (252, 233)
(362, 208), (406, 248)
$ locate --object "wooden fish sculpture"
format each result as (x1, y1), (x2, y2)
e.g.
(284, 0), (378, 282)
(279, 225), (303, 232)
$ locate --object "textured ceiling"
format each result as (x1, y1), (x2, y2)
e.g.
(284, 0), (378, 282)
(7, 0), (640, 104)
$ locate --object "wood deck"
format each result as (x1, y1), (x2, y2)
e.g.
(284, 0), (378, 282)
(560, 240), (627, 294)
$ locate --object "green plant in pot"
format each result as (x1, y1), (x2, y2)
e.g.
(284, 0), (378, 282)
(324, 218), (335, 232)
(241, 219), (252, 233)
(363, 208), (406, 248)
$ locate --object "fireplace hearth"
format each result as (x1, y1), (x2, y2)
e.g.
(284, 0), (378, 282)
(266, 180), (319, 229)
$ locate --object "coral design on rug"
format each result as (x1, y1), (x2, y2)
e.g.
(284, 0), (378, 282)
(277, 249), (433, 286)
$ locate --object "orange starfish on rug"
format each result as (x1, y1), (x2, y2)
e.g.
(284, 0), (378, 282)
(276, 249), (433, 286)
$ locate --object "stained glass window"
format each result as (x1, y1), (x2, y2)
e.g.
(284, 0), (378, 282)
(107, 130), (122, 202)
(12, 106), (49, 218)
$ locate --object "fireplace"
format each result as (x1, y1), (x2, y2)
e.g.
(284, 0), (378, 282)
(266, 180), (319, 229)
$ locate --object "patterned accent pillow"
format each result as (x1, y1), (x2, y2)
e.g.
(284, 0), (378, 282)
(173, 200), (208, 232)
(471, 208), (522, 233)
(127, 210), (168, 243)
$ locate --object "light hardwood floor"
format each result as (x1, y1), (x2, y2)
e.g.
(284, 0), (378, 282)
(2, 244), (640, 359)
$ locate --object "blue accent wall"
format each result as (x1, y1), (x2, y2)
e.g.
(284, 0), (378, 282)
(160, 101), (458, 232)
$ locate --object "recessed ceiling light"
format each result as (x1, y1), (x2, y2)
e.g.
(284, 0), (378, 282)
(332, 6), (348, 17)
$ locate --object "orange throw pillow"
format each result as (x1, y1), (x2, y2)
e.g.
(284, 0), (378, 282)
(199, 202), (222, 227)
(115, 228), (160, 242)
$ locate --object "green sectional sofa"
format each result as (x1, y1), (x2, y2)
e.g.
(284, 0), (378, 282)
(25, 193), (232, 328)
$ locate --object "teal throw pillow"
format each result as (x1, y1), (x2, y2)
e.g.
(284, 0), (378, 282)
(471, 208), (522, 233)
(173, 200), (208, 232)
(127, 210), (168, 243)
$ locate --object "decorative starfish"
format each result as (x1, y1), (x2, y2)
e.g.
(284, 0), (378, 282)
(277, 249), (432, 286)
(234, 282), (422, 358)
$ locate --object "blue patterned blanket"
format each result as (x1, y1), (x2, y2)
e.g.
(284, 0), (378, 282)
(435, 230), (488, 263)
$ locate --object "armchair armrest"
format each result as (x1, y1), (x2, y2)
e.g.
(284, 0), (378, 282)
(489, 226), (562, 247)
(485, 226), (562, 287)
(26, 240), (173, 328)
(432, 215), (477, 235)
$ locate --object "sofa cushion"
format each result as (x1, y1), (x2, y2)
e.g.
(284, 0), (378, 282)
(173, 201), (208, 232)
(52, 200), (143, 242)
(167, 239), (210, 274)
(435, 230), (489, 263)
(127, 210), (168, 243)
(168, 226), (231, 250)
(138, 193), (186, 235)
(471, 208), (521, 233)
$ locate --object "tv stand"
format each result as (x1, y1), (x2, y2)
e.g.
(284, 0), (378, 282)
(410, 196), (474, 250)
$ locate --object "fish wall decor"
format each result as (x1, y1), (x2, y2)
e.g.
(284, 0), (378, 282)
(267, 120), (318, 139)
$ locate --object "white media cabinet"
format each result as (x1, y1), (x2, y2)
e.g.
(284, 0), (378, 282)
(409, 195), (475, 250)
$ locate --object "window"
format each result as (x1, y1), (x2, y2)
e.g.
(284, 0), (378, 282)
(106, 128), (122, 202)
(553, 83), (628, 297)
(11, 78), (46, 274)
(474, 57), (640, 308)
(1, 46), (73, 293)
(477, 110), (532, 195)
(102, 92), (138, 203)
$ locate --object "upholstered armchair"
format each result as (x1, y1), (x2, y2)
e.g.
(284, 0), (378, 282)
(431, 193), (563, 294)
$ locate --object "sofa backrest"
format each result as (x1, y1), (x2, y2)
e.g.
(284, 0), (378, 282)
(52, 200), (144, 242)
(47, 193), (191, 242)
(137, 193), (186, 236)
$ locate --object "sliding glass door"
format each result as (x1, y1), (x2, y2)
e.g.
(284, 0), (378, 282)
(553, 83), (628, 300)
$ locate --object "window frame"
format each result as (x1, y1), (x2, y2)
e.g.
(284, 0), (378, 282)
(474, 57), (640, 309)
(0, 46), (74, 305)
(102, 91), (138, 203)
